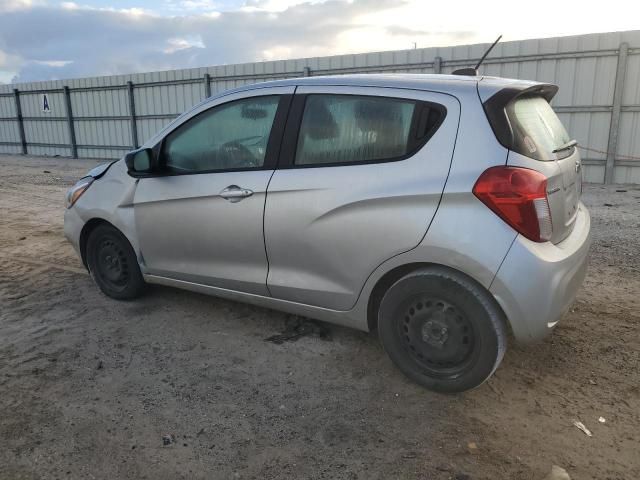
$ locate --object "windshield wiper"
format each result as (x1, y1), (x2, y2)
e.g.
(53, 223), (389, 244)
(552, 139), (578, 153)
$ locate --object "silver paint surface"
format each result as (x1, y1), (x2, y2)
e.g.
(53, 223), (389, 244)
(64, 74), (591, 343)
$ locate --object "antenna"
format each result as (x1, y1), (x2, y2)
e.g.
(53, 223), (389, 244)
(452, 34), (502, 76)
(474, 34), (502, 70)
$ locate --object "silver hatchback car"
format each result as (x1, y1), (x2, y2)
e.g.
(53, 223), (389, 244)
(64, 74), (591, 393)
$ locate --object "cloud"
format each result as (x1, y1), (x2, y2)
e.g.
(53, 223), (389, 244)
(32, 59), (74, 67)
(1, 0), (637, 84)
(1, 0), (415, 82)
(241, 0), (329, 12)
(164, 0), (219, 11)
(385, 26), (472, 39)
(0, 49), (24, 83)
(163, 36), (206, 54)
(0, 0), (45, 12)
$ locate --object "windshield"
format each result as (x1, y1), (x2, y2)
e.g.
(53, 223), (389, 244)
(508, 95), (573, 161)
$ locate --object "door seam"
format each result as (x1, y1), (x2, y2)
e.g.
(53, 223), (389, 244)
(263, 86), (298, 297)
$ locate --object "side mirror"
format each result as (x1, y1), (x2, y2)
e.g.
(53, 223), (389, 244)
(124, 148), (154, 176)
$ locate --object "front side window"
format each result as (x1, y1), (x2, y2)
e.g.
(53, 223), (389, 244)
(295, 95), (440, 166)
(163, 96), (280, 173)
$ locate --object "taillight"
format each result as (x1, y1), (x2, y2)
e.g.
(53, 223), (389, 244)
(473, 166), (552, 242)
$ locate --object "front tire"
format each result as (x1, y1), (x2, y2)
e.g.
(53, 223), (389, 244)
(86, 224), (145, 300)
(378, 267), (506, 393)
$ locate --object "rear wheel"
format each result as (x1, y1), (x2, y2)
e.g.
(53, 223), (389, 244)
(378, 267), (506, 393)
(86, 224), (145, 300)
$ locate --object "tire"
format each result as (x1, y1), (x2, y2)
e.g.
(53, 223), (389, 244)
(377, 266), (506, 393)
(86, 224), (146, 300)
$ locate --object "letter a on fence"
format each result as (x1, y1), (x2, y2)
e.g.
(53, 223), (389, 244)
(42, 94), (51, 113)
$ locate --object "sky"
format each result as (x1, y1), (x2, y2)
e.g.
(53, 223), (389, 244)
(0, 0), (638, 84)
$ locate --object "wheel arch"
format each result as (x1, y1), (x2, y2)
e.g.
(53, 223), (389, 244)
(366, 262), (509, 334)
(79, 218), (120, 269)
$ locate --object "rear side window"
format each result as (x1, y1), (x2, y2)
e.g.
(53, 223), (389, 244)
(508, 95), (572, 160)
(294, 95), (443, 166)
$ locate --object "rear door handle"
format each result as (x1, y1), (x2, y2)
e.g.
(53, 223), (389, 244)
(219, 185), (254, 203)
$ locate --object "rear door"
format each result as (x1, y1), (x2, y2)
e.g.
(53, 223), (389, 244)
(264, 86), (460, 311)
(133, 87), (293, 295)
(504, 95), (582, 243)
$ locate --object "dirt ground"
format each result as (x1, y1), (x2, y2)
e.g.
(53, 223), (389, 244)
(0, 154), (638, 480)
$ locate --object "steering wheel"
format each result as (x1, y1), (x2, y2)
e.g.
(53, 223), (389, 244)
(219, 140), (259, 168)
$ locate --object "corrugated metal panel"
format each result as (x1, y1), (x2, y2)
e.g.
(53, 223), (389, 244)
(0, 144), (22, 155)
(23, 119), (69, 145)
(558, 111), (611, 154)
(20, 91), (66, 117)
(74, 119), (131, 148)
(137, 118), (176, 145)
(0, 96), (17, 117)
(0, 120), (20, 143)
(584, 165), (606, 183)
(614, 165), (640, 183)
(0, 30), (639, 180)
(76, 147), (128, 160)
(0, 93), (20, 151)
(618, 49), (640, 166)
(617, 112), (640, 158)
(71, 87), (129, 117)
(27, 144), (69, 157)
(134, 82), (203, 116)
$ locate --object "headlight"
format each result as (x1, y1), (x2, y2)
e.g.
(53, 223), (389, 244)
(65, 177), (94, 209)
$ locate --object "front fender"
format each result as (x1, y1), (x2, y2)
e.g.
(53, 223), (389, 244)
(71, 160), (142, 268)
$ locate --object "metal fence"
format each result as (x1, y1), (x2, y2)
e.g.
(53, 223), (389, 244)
(1, 30), (639, 183)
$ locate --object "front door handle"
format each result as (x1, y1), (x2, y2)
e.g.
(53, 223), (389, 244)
(219, 185), (254, 203)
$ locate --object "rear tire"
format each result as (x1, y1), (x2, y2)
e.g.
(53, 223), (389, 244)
(377, 267), (506, 393)
(86, 224), (145, 300)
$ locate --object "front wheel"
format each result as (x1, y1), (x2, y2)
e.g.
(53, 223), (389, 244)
(378, 267), (507, 393)
(86, 224), (146, 300)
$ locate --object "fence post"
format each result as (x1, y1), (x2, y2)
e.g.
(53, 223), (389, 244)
(63, 86), (78, 158)
(13, 88), (27, 154)
(203, 73), (211, 98)
(433, 56), (442, 74)
(303, 66), (311, 77)
(604, 42), (629, 184)
(127, 81), (138, 149)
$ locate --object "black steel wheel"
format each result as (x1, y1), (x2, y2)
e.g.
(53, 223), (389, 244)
(378, 267), (506, 393)
(95, 237), (130, 292)
(398, 297), (478, 379)
(86, 224), (145, 300)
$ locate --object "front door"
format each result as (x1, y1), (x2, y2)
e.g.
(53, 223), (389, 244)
(133, 87), (292, 295)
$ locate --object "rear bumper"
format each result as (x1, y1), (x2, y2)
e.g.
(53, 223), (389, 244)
(490, 202), (591, 344)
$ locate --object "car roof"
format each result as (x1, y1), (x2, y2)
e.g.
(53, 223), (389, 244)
(209, 73), (544, 100)
(145, 73), (548, 148)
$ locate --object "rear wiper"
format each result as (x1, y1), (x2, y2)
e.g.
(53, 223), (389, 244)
(552, 139), (578, 153)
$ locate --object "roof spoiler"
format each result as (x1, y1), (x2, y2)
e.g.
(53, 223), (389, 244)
(482, 83), (559, 150)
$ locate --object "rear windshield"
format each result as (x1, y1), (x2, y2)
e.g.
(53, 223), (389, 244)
(507, 95), (573, 161)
